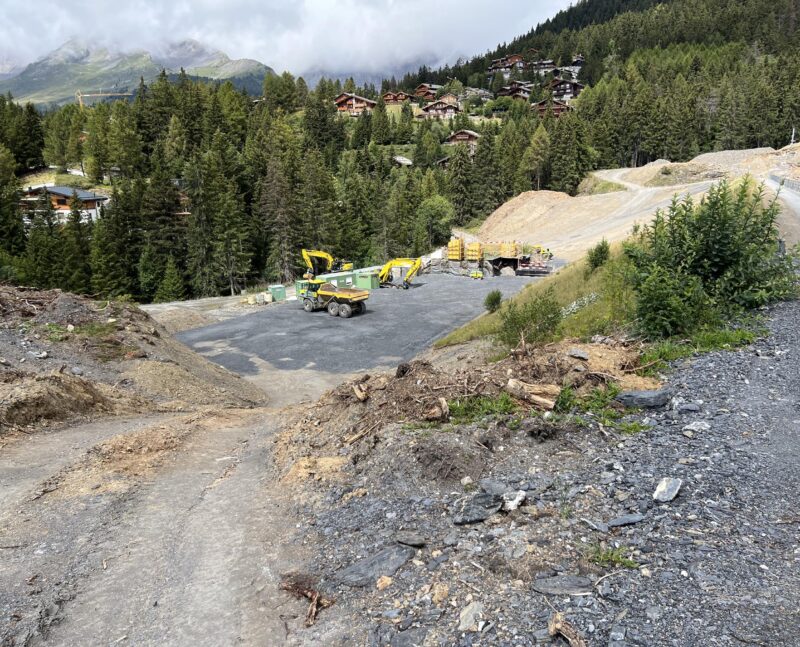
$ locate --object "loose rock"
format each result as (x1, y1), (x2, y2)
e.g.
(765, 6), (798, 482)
(454, 493), (503, 525)
(458, 601), (483, 631)
(531, 575), (593, 595)
(653, 477), (682, 502)
(616, 388), (671, 408)
(608, 513), (645, 527)
(337, 545), (416, 587)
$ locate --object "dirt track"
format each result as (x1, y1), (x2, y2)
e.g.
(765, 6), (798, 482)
(0, 409), (311, 646)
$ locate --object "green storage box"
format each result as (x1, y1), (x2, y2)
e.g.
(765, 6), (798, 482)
(354, 272), (380, 289)
(269, 284), (286, 301)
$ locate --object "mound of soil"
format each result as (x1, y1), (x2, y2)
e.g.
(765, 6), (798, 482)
(0, 286), (266, 434)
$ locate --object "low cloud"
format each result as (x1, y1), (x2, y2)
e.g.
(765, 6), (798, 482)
(0, 0), (571, 74)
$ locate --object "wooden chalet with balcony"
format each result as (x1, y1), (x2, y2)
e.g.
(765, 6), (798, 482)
(333, 92), (377, 116)
(487, 53), (526, 80)
(382, 90), (413, 104)
(414, 83), (443, 101)
(497, 80), (533, 101)
(420, 100), (461, 120)
(532, 99), (571, 118)
(548, 78), (585, 103)
(444, 129), (480, 155)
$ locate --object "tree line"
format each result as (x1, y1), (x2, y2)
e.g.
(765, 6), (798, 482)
(0, 71), (594, 302)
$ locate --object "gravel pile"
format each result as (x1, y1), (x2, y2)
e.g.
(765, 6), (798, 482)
(290, 300), (800, 646)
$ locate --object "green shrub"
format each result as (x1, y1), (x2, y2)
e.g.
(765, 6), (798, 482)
(497, 287), (562, 348)
(636, 267), (713, 338)
(554, 386), (577, 413)
(586, 239), (610, 274)
(448, 393), (518, 422)
(484, 289), (502, 313)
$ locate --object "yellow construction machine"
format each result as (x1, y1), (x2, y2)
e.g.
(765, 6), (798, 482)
(297, 280), (369, 317)
(378, 257), (422, 289)
(301, 249), (354, 279)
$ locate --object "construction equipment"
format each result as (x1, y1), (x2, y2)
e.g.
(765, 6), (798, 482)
(297, 280), (369, 318)
(483, 241), (553, 276)
(301, 249), (354, 279)
(447, 238), (465, 261)
(378, 257), (422, 289)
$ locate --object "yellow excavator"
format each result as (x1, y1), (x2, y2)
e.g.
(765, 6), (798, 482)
(301, 249), (354, 279)
(378, 257), (422, 289)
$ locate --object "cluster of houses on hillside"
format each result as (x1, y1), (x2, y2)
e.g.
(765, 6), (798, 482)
(487, 51), (585, 81)
(333, 52), (586, 121)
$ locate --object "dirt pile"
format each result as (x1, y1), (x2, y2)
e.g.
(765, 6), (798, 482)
(0, 286), (265, 434)
(275, 340), (658, 489)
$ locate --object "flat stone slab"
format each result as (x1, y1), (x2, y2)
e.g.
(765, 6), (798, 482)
(337, 544), (416, 587)
(608, 513), (645, 527)
(454, 493), (503, 525)
(616, 388), (671, 408)
(653, 477), (682, 502)
(531, 575), (593, 595)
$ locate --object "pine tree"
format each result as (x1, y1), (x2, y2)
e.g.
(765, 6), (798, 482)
(351, 111), (372, 149)
(90, 197), (137, 297)
(395, 102), (414, 143)
(137, 237), (161, 301)
(60, 196), (92, 294)
(0, 144), (25, 256)
(258, 152), (299, 281)
(413, 195), (454, 255)
(446, 144), (472, 225)
(140, 156), (185, 274)
(23, 193), (62, 289)
(299, 147), (337, 251)
(154, 256), (186, 302)
(515, 123), (550, 192)
(371, 97), (392, 145)
(468, 134), (502, 219)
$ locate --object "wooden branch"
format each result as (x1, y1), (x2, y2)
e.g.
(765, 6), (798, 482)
(548, 612), (587, 647)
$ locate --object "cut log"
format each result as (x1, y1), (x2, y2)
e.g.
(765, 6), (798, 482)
(504, 379), (558, 410)
(423, 397), (450, 422)
(353, 384), (368, 401)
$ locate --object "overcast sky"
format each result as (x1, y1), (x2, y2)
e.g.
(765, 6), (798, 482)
(0, 0), (573, 74)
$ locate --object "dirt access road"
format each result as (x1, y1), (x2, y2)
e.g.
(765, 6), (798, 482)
(0, 409), (312, 646)
(178, 273), (539, 407)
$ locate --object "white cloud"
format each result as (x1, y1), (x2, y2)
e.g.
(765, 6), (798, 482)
(0, 0), (572, 73)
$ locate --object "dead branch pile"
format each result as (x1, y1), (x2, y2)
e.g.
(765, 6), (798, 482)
(280, 572), (335, 626)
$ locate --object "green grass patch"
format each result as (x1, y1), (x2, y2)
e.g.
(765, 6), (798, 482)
(447, 392), (518, 423)
(577, 174), (626, 195)
(588, 545), (639, 569)
(638, 325), (761, 375)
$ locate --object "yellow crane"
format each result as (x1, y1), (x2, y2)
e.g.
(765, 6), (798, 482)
(301, 249), (353, 279)
(75, 90), (133, 109)
(378, 257), (422, 289)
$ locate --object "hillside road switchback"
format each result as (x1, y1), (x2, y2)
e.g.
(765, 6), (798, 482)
(178, 274), (539, 407)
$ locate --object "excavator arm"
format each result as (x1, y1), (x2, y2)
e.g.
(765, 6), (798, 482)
(301, 249), (353, 278)
(378, 258), (422, 289)
(302, 249), (334, 278)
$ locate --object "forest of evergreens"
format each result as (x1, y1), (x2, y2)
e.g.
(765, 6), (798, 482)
(0, 0), (798, 302)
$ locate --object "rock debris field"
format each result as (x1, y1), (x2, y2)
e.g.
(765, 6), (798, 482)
(284, 300), (800, 646)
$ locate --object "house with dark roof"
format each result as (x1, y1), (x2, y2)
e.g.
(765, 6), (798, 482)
(419, 100), (460, 120)
(333, 92), (377, 116)
(548, 78), (585, 103)
(20, 185), (109, 223)
(444, 129), (481, 156)
(532, 99), (572, 118)
(414, 83), (443, 102)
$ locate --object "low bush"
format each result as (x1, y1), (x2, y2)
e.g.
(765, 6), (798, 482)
(497, 287), (561, 348)
(484, 289), (503, 313)
(586, 239), (610, 274)
(448, 393), (518, 422)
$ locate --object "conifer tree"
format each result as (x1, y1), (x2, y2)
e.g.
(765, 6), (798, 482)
(154, 256), (186, 302)
(299, 147), (337, 251)
(23, 193), (62, 288)
(60, 196), (92, 294)
(137, 237), (161, 301)
(446, 144), (472, 225)
(371, 97), (392, 145)
(468, 135), (502, 219)
(395, 102), (414, 143)
(0, 144), (25, 256)
(515, 123), (550, 192)
(140, 155), (185, 273)
(258, 152), (299, 281)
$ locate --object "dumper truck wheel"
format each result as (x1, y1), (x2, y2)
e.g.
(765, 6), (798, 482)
(354, 302), (365, 314)
(338, 303), (353, 318)
(327, 301), (339, 316)
(303, 298), (315, 312)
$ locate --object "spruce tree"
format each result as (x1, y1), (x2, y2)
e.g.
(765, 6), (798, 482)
(395, 102), (414, 143)
(60, 196), (92, 294)
(371, 97), (392, 145)
(23, 193), (62, 288)
(257, 152), (299, 281)
(515, 123), (550, 192)
(446, 144), (472, 225)
(0, 144), (25, 256)
(154, 256), (186, 302)
(138, 238), (161, 301)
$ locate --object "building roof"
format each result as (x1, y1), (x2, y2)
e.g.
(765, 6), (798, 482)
(392, 155), (413, 166)
(532, 99), (571, 109)
(26, 185), (109, 202)
(334, 92), (377, 106)
(421, 100), (460, 112)
(446, 129), (480, 140)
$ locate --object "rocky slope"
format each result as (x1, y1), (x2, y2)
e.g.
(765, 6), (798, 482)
(277, 300), (800, 646)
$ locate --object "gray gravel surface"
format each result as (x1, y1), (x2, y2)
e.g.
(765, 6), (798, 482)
(291, 300), (800, 646)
